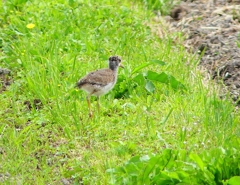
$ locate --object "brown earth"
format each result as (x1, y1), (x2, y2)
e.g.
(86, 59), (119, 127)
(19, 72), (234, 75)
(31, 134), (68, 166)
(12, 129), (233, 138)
(168, 0), (240, 106)
(0, 68), (11, 93)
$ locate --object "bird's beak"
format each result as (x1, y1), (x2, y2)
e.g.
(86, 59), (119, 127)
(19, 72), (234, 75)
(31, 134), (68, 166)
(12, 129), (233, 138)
(119, 63), (124, 68)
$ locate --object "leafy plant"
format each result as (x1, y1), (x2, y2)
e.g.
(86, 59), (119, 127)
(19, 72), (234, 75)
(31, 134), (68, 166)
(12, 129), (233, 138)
(114, 59), (186, 98)
(107, 147), (240, 185)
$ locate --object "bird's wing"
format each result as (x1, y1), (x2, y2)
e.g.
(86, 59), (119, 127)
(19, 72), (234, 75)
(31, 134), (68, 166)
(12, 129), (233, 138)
(77, 69), (115, 87)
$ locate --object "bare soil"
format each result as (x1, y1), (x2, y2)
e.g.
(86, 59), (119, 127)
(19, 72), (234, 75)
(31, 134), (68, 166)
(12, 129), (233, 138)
(0, 68), (11, 93)
(169, 0), (240, 106)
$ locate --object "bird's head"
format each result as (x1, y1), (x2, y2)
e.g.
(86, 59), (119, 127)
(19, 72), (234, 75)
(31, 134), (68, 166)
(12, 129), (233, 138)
(109, 56), (124, 70)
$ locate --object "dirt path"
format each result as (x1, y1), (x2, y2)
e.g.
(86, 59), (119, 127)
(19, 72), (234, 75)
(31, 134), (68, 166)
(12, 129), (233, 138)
(169, 0), (240, 106)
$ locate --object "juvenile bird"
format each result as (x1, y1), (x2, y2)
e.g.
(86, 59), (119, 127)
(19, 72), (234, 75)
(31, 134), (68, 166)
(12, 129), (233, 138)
(76, 56), (123, 117)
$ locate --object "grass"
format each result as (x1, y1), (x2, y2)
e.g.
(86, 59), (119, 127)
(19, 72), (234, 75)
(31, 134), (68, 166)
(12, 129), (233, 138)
(0, 0), (239, 184)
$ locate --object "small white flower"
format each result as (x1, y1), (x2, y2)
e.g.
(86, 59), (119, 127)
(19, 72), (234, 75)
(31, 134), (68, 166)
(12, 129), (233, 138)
(187, 127), (192, 131)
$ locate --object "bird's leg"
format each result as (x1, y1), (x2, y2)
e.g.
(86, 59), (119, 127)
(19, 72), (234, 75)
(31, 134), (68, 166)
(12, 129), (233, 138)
(97, 96), (100, 113)
(87, 95), (93, 118)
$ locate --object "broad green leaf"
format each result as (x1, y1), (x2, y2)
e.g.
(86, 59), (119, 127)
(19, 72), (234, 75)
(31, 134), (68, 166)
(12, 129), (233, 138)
(189, 153), (205, 171)
(118, 166), (127, 173)
(125, 163), (139, 176)
(145, 80), (155, 93)
(150, 59), (166, 66)
(177, 149), (187, 161)
(146, 71), (186, 90)
(133, 73), (145, 86)
(228, 176), (240, 185)
(147, 70), (168, 83)
(162, 149), (175, 169)
(202, 169), (215, 183)
(152, 172), (177, 185)
(141, 156), (160, 183)
(168, 172), (181, 180)
(176, 171), (189, 180)
(128, 156), (141, 163)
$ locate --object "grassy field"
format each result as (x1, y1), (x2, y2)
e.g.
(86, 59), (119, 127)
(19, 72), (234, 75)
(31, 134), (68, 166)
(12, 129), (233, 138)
(0, 0), (239, 184)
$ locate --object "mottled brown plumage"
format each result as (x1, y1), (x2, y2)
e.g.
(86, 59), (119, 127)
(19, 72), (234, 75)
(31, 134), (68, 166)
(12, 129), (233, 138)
(76, 56), (123, 117)
(77, 69), (116, 88)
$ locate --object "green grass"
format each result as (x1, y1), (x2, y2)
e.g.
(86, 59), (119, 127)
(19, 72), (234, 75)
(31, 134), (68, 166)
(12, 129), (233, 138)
(0, 0), (239, 184)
